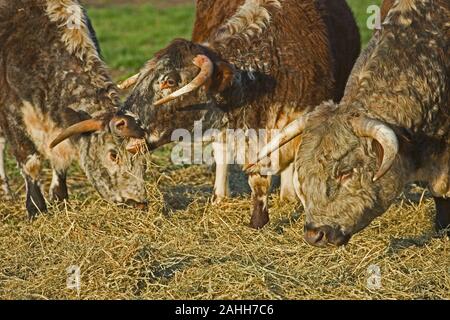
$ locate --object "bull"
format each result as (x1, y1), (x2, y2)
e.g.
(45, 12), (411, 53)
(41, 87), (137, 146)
(249, 0), (450, 245)
(0, 0), (147, 217)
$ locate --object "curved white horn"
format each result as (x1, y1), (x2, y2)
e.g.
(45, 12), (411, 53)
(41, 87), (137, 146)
(257, 115), (310, 163)
(154, 54), (214, 106)
(351, 117), (399, 181)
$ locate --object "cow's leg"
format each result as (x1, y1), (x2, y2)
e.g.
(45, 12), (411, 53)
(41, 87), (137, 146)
(248, 173), (271, 229)
(49, 168), (68, 202)
(212, 140), (230, 203)
(10, 133), (46, 217)
(280, 162), (296, 202)
(434, 197), (450, 236)
(21, 154), (46, 218)
(2, 120), (46, 217)
(0, 135), (12, 199)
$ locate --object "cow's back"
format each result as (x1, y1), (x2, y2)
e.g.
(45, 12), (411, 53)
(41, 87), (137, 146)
(0, 1), (62, 105)
(342, 0), (449, 139)
(193, 0), (244, 43)
(191, 0), (360, 109)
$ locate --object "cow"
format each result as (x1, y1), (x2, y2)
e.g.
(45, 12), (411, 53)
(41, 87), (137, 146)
(116, 0), (361, 229)
(248, 0), (450, 246)
(0, 0), (147, 217)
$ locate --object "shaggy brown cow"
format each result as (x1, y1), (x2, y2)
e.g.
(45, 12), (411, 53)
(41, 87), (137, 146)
(250, 0), (450, 245)
(0, 0), (147, 217)
(117, 0), (360, 229)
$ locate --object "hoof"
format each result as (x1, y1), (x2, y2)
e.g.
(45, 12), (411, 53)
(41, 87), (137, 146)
(249, 214), (269, 229)
(250, 201), (269, 229)
(26, 184), (47, 219)
(280, 193), (297, 203)
(1, 184), (13, 201)
(434, 197), (450, 237)
(211, 195), (228, 205)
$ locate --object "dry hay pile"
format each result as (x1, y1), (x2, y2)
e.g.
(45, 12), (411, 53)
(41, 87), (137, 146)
(0, 150), (449, 300)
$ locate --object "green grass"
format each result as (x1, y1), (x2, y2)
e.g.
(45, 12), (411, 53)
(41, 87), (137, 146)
(87, 1), (382, 79)
(87, 4), (195, 78)
(347, 0), (383, 45)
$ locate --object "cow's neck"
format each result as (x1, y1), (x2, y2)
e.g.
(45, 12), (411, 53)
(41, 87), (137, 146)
(215, 68), (274, 111)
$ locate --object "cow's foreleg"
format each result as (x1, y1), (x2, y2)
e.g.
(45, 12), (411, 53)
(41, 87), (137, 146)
(22, 154), (47, 218)
(280, 162), (296, 202)
(0, 135), (12, 199)
(49, 168), (68, 202)
(248, 173), (271, 229)
(212, 140), (230, 203)
(434, 197), (450, 236)
(5, 121), (46, 217)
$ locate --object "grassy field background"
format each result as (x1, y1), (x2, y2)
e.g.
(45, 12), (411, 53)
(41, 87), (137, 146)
(0, 0), (449, 300)
(87, 0), (380, 80)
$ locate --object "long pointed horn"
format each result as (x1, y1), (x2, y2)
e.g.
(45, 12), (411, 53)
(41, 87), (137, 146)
(351, 117), (399, 181)
(118, 74), (140, 90)
(50, 119), (104, 149)
(245, 115), (309, 171)
(259, 116), (309, 161)
(154, 54), (214, 106)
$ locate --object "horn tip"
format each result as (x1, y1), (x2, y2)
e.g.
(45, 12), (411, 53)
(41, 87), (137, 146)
(118, 82), (130, 90)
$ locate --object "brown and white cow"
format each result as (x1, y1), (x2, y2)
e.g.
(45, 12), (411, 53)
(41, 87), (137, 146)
(116, 0), (360, 229)
(249, 0), (450, 245)
(0, 0), (147, 217)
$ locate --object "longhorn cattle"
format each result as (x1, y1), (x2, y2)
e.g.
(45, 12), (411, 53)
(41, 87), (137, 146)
(0, 0), (147, 217)
(250, 0), (450, 245)
(117, 0), (360, 229)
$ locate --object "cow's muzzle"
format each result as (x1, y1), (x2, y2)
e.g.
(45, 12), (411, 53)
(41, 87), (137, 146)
(304, 223), (351, 247)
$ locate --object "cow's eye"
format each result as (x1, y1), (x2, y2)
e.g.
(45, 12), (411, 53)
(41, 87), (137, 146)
(160, 77), (177, 90)
(167, 78), (177, 87)
(109, 150), (120, 164)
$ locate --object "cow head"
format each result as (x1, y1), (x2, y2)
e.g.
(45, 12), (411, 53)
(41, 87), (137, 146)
(50, 113), (147, 208)
(250, 103), (403, 246)
(117, 39), (236, 151)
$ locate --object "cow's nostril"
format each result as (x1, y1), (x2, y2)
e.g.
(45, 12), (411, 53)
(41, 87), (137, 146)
(304, 228), (327, 246)
(304, 224), (350, 247)
(315, 230), (325, 243)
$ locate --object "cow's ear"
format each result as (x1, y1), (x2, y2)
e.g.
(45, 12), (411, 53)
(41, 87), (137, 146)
(110, 114), (146, 139)
(212, 61), (235, 93)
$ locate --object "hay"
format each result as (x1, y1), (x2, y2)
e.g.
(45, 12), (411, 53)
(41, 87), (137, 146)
(0, 151), (449, 300)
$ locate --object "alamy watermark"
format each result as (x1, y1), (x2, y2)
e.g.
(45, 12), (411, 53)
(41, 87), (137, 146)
(67, 265), (81, 296)
(170, 121), (282, 175)
(367, 5), (382, 30)
(367, 264), (382, 290)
